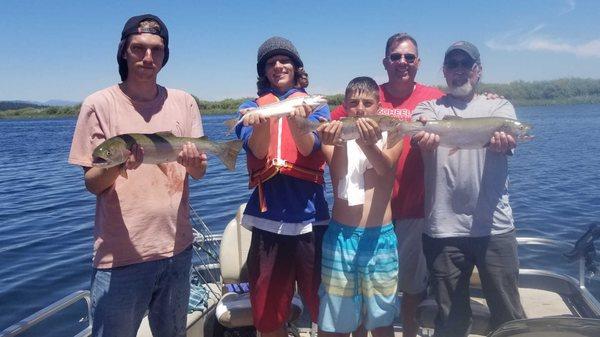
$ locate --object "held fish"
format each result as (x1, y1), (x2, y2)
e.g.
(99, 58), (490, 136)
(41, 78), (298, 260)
(396, 116), (533, 149)
(224, 95), (328, 132)
(294, 114), (405, 141)
(296, 115), (532, 150)
(92, 132), (243, 171)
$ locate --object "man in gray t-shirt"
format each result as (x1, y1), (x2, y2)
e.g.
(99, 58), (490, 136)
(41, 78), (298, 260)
(411, 41), (525, 337)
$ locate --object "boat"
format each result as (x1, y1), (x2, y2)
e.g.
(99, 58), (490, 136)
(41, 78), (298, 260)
(2, 205), (600, 337)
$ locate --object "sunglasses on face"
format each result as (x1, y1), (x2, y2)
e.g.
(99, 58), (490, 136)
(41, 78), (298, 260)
(388, 53), (417, 64)
(444, 59), (475, 70)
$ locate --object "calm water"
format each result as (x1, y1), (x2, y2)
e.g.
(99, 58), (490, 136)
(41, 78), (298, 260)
(1, 106), (600, 334)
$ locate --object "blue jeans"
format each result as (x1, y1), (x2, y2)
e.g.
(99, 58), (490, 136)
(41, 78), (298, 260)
(91, 246), (192, 337)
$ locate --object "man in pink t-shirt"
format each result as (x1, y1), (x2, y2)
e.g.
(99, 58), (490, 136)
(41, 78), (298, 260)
(68, 14), (206, 337)
(331, 33), (443, 337)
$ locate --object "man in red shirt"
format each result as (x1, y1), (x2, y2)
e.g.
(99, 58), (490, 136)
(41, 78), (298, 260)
(331, 33), (443, 337)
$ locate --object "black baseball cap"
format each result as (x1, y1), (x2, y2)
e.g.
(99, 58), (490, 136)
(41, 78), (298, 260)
(117, 14), (170, 81)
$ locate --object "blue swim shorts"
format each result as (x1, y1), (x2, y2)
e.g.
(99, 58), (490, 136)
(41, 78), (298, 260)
(318, 219), (399, 333)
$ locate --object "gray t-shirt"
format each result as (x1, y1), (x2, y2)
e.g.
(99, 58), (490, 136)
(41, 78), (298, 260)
(412, 95), (516, 238)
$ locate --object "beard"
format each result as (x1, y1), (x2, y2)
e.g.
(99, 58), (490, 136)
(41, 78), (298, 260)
(448, 80), (474, 98)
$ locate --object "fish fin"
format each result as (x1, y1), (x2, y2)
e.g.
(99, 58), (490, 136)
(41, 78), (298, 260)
(387, 129), (403, 147)
(483, 140), (491, 148)
(157, 163), (169, 176)
(199, 135), (209, 140)
(448, 147), (459, 156)
(442, 115), (463, 120)
(119, 165), (128, 179)
(223, 118), (239, 134)
(215, 139), (243, 171)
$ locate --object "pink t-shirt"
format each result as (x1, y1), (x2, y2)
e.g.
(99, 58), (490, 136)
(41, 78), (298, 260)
(68, 85), (203, 268)
(330, 83), (444, 219)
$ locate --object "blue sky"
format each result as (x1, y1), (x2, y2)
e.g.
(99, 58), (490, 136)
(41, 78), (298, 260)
(1, 0), (599, 102)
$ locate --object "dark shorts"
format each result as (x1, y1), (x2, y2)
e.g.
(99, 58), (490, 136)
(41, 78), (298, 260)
(247, 226), (326, 333)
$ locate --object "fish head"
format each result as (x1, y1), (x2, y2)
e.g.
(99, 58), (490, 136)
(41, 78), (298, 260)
(92, 137), (130, 168)
(505, 120), (534, 141)
(304, 95), (328, 110)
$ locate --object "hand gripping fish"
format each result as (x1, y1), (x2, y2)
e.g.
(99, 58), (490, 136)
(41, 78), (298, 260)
(224, 95), (328, 133)
(92, 132), (243, 172)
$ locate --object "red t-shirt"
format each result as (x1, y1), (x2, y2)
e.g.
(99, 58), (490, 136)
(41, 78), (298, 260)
(330, 83), (444, 219)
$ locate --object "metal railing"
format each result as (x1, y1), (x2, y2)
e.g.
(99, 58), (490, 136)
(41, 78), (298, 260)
(0, 290), (92, 337)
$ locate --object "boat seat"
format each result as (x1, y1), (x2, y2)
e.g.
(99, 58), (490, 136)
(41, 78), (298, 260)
(416, 267), (491, 335)
(215, 203), (303, 329)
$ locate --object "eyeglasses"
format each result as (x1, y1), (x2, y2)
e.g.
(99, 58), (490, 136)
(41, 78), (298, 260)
(444, 59), (475, 70)
(388, 53), (417, 64)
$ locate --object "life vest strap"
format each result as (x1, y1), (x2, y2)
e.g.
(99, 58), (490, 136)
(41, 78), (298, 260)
(250, 158), (324, 212)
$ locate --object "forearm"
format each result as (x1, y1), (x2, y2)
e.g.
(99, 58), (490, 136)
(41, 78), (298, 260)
(290, 130), (315, 156)
(247, 124), (271, 159)
(84, 166), (120, 195)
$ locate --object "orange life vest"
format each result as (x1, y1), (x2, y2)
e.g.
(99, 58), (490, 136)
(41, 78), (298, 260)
(246, 91), (326, 212)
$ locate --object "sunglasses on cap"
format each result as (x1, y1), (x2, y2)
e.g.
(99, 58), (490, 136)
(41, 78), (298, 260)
(444, 58), (476, 70)
(388, 53), (417, 64)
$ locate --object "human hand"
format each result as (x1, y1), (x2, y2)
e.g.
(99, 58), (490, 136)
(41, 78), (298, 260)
(289, 102), (313, 119)
(411, 116), (440, 151)
(177, 142), (208, 168)
(356, 117), (382, 146)
(317, 119), (343, 146)
(124, 144), (144, 170)
(241, 111), (269, 126)
(489, 132), (516, 153)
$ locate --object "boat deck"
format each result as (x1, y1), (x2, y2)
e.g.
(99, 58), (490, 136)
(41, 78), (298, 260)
(135, 284), (579, 337)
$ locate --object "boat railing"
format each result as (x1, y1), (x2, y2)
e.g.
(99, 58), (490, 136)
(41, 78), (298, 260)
(0, 290), (92, 337)
(517, 236), (596, 289)
(0, 205), (224, 337)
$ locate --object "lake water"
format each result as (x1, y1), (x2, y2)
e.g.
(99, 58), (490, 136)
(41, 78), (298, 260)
(1, 105), (600, 335)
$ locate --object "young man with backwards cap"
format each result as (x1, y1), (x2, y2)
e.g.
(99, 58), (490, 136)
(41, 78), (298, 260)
(68, 14), (206, 337)
(234, 36), (330, 337)
(412, 41), (525, 337)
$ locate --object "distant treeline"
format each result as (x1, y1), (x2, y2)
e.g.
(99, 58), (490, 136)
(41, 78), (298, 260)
(2, 78), (600, 119)
(0, 101), (48, 111)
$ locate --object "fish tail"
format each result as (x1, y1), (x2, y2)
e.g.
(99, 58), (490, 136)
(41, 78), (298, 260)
(223, 118), (240, 135)
(215, 139), (243, 171)
(295, 118), (320, 135)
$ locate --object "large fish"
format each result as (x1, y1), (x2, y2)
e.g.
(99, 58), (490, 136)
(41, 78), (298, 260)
(224, 95), (328, 132)
(296, 115), (533, 149)
(396, 116), (533, 149)
(92, 132), (243, 171)
(295, 115), (404, 141)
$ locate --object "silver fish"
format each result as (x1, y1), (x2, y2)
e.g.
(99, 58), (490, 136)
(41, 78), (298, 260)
(92, 132), (242, 171)
(297, 115), (533, 149)
(295, 115), (404, 141)
(396, 116), (533, 149)
(224, 95), (328, 132)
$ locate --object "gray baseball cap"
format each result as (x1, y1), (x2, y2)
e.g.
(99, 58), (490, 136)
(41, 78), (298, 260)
(444, 41), (480, 65)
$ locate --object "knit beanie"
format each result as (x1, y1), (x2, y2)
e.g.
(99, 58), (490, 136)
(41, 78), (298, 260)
(117, 14), (170, 81)
(256, 36), (303, 76)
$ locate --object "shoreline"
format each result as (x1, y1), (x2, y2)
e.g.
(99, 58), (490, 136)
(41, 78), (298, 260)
(2, 98), (600, 120)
